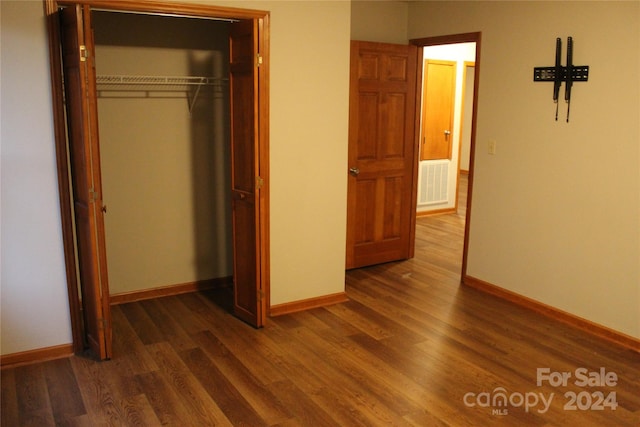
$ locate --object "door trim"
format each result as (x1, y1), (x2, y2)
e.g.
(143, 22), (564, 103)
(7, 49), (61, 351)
(411, 32), (481, 279)
(44, 0), (270, 353)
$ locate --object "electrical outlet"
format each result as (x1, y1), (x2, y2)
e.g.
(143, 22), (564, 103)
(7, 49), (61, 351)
(488, 140), (497, 155)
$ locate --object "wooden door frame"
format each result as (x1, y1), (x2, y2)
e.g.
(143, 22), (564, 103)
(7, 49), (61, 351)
(43, 0), (270, 353)
(410, 32), (481, 280)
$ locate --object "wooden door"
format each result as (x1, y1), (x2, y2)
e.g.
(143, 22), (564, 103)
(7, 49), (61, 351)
(346, 41), (419, 269)
(421, 60), (456, 161)
(229, 19), (266, 327)
(60, 4), (112, 359)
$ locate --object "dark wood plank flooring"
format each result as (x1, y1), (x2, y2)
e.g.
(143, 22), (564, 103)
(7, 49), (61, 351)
(3, 175), (639, 426)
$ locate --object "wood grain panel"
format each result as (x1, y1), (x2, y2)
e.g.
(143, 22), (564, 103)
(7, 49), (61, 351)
(382, 93), (406, 158)
(190, 330), (292, 425)
(15, 365), (55, 426)
(357, 93), (379, 160)
(358, 54), (379, 80)
(383, 176), (403, 239)
(355, 179), (376, 244)
(135, 370), (199, 426)
(145, 342), (232, 426)
(346, 41), (418, 269)
(387, 55), (408, 81)
(43, 359), (86, 425)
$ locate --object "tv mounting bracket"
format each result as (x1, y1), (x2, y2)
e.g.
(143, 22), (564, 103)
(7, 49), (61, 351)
(533, 37), (589, 122)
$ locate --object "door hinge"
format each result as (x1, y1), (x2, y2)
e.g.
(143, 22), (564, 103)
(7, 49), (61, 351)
(256, 53), (263, 68)
(258, 289), (264, 301)
(89, 188), (98, 201)
(80, 45), (89, 62)
(256, 176), (264, 189)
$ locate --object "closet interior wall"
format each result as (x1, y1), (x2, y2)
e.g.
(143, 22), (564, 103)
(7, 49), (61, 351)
(93, 11), (233, 295)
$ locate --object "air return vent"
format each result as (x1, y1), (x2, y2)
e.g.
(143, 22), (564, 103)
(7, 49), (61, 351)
(419, 160), (449, 205)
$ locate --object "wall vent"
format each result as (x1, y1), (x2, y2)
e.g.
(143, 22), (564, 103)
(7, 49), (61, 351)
(419, 160), (449, 205)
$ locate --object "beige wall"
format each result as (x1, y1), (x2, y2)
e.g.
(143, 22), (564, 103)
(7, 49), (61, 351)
(351, 0), (408, 44)
(93, 12), (233, 295)
(1, 1), (73, 355)
(407, 1), (640, 338)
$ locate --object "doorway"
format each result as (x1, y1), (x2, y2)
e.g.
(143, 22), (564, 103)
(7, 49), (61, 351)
(411, 32), (481, 277)
(45, 0), (270, 359)
(417, 42), (476, 217)
(345, 34), (479, 277)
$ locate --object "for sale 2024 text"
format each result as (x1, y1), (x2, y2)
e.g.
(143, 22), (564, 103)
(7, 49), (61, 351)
(537, 367), (618, 411)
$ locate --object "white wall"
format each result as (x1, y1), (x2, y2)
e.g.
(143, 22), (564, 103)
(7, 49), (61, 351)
(408, 1), (640, 338)
(0, 0), (351, 356)
(1, 1), (73, 354)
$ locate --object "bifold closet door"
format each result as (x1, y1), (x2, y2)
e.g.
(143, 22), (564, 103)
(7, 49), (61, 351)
(229, 19), (266, 327)
(60, 4), (112, 359)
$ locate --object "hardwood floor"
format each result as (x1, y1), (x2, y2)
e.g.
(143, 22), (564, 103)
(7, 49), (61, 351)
(3, 176), (639, 426)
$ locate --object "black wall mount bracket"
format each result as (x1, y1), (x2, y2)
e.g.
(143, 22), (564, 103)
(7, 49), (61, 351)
(533, 37), (589, 122)
(533, 66), (590, 83)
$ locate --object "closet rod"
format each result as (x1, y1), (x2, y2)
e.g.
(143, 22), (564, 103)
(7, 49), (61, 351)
(96, 75), (228, 86)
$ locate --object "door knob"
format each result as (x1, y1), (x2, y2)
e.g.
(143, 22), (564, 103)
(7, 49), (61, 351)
(349, 167), (360, 176)
(444, 130), (451, 136)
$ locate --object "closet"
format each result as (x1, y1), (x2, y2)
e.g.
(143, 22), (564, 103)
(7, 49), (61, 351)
(54, 2), (269, 360)
(93, 11), (234, 300)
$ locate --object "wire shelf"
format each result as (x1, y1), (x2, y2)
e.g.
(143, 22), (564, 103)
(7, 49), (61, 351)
(96, 75), (228, 113)
(96, 75), (227, 90)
